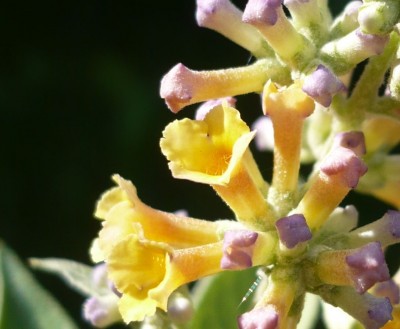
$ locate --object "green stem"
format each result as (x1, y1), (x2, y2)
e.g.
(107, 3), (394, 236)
(345, 32), (399, 125)
(369, 96), (400, 120)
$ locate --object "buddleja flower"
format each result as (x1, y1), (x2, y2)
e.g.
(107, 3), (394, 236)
(86, 0), (400, 328)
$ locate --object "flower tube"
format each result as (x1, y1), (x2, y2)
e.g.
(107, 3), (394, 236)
(263, 81), (314, 215)
(195, 0), (272, 57)
(160, 59), (289, 113)
(161, 103), (274, 230)
(294, 131), (367, 229)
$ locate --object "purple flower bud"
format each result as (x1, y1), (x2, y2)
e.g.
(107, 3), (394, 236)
(332, 131), (366, 156)
(243, 0), (283, 26)
(196, 0), (238, 27)
(373, 279), (400, 304)
(346, 242), (390, 294)
(367, 297), (393, 329)
(320, 147), (367, 188)
(195, 97), (236, 120)
(196, 0), (226, 26)
(220, 230), (258, 270)
(252, 116), (274, 151)
(160, 63), (194, 113)
(355, 29), (389, 56)
(275, 214), (312, 248)
(237, 307), (279, 329)
(83, 296), (120, 328)
(302, 65), (346, 107)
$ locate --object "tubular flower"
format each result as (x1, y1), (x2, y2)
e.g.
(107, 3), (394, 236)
(84, 0), (400, 328)
(160, 102), (274, 230)
(91, 174), (277, 323)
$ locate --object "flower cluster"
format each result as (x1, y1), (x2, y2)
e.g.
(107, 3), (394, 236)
(87, 0), (400, 328)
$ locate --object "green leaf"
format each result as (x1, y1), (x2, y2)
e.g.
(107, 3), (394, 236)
(0, 241), (78, 329)
(30, 258), (109, 297)
(189, 268), (257, 329)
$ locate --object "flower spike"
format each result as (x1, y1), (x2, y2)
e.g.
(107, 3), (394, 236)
(81, 1), (400, 328)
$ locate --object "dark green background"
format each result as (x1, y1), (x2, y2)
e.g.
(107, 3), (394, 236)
(1, 1), (393, 328)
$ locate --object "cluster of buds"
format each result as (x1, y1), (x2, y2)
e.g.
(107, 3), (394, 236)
(86, 0), (400, 328)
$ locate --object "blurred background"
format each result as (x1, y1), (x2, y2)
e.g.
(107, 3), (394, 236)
(1, 0), (395, 328)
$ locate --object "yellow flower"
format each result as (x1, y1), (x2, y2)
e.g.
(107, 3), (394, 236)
(91, 175), (226, 323)
(160, 102), (274, 230)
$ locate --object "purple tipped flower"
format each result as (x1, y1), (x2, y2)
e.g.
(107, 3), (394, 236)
(373, 279), (400, 304)
(160, 63), (196, 113)
(348, 210), (400, 248)
(83, 296), (120, 328)
(355, 29), (389, 56)
(320, 147), (367, 188)
(195, 97), (236, 120)
(221, 230), (258, 270)
(346, 242), (390, 294)
(275, 214), (312, 248)
(196, 0), (226, 26)
(366, 297), (393, 329)
(302, 65), (346, 107)
(238, 307), (279, 329)
(332, 131), (366, 156)
(243, 0), (283, 26)
(196, 0), (238, 27)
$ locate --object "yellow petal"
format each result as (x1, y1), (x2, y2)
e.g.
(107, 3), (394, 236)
(160, 103), (250, 185)
(95, 186), (129, 219)
(160, 104), (272, 228)
(112, 175), (221, 247)
(107, 235), (170, 300)
(89, 238), (104, 263)
(98, 201), (139, 258)
(118, 294), (157, 323)
(149, 241), (224, 310)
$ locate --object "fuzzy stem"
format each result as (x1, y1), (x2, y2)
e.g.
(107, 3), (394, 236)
(345, 32), (400, 124)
